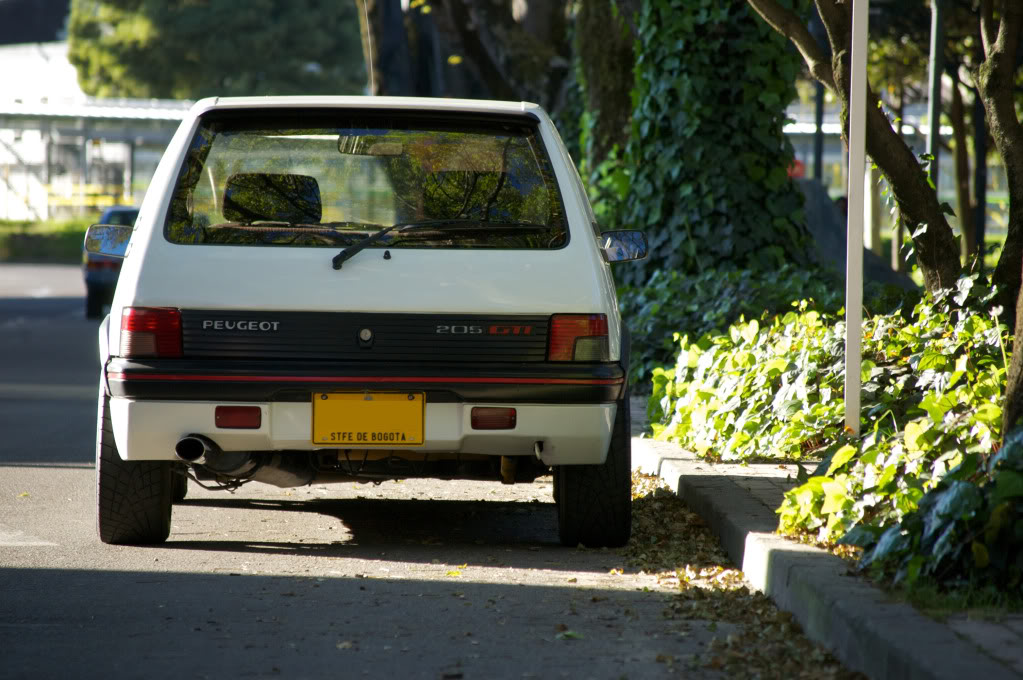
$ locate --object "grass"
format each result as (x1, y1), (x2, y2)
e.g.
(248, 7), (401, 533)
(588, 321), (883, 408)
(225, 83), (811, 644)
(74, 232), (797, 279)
(893, 579), (1023, 622)
(0, 217), (96, 264)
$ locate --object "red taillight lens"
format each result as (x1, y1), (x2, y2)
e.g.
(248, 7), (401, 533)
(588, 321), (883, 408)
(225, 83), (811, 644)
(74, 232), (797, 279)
(215, 406), (262, 429)
(86, 260), (121, 271)
(471, 407), (517, 430)
(120, 307), (182, 358)
(548, 314), (610, 361)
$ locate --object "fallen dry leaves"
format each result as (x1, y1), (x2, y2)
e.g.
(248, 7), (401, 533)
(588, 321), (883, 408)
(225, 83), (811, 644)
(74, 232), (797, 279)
(619, 472), (866, 680)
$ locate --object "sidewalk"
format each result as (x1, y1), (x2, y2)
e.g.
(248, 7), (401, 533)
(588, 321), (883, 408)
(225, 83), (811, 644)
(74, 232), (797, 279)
(629, 397), (1023, 680)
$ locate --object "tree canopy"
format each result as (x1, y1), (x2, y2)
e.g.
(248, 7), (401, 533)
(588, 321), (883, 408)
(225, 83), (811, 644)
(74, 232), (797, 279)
(68, 0), (365, 99)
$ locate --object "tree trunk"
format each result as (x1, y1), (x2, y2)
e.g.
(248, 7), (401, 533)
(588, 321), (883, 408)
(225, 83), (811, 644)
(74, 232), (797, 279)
(975, 3), (1023, 335)
(975, 2), (1023, 437)
(949, 76), (977, 262)
(1004, 284), (1023, 433)
(832, 44), (961, 291)
(747, 0), (962, 293)
(576, 2), (633, 166)
(435, 0), (569, 109)
(892, 83), (906, 273)
(354, 0), (413, 96)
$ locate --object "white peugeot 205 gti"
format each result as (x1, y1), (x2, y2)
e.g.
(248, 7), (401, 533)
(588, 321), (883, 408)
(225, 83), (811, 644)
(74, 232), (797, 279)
(85, 96), (648, 548)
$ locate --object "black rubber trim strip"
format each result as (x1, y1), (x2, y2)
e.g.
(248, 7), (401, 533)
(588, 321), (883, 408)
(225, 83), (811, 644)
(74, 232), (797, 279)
(105, 358), (625, 404)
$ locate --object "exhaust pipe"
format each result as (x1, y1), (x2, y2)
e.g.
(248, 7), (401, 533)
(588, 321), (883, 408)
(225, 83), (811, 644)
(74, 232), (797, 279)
(175, 434), (219, 465)
(173, 434), (314, 488)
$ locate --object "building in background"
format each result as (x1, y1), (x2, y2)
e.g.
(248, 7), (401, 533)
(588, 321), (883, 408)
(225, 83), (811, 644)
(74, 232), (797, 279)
(0, 41), (190, 220)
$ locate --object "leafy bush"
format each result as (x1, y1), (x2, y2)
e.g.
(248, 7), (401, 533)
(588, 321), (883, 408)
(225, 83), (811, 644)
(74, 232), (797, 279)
(648, 297), (848, 460)
(777, 277), (1005, 546)
(582, 143), (630, 232)
(852, 432), (1023, 589)
(0, 218), (94, 263)
(619, 264), (847, 387)
(648, 268), (1019, 586)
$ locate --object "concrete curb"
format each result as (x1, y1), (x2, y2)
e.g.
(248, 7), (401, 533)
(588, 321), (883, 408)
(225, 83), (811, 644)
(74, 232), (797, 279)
(631, 437), (1018, 680)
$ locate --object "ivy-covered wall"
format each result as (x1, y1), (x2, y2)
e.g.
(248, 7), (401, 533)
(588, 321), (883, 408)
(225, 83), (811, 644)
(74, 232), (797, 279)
(620, 0), (809, 286)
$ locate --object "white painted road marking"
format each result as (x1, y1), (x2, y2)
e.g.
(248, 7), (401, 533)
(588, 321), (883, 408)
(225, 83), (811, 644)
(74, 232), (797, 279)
(0, 524), (57, 546)
(0, 383), (95, 400)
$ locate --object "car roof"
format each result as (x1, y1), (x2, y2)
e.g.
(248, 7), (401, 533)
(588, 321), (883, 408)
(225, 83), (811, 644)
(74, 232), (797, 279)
(187, 96), (544, 120)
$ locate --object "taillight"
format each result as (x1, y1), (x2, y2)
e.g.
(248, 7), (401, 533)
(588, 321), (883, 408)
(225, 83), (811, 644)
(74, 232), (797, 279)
(548, 314), (610, 361)
(86, 260), (121, 271)
(120, 307), (182, 358)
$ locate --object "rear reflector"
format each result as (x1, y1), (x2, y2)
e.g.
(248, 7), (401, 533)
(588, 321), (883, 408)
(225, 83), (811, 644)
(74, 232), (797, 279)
(471, 407), (517, 430)
(119, 307), (182, 358)
(548, 314), (610, 361)
(215, 406), (262, 429)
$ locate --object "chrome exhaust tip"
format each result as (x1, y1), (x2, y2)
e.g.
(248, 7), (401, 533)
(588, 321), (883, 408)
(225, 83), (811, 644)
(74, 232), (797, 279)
(174, 434), (220, 465)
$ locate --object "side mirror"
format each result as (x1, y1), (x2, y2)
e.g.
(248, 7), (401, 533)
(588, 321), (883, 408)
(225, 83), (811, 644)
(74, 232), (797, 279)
(84, 224), (133, 258)
(600, 230), (648, 263)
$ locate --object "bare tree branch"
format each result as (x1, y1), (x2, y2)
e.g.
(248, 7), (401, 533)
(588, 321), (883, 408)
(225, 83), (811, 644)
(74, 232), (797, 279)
(993, 0), (1023, 63)
(980, 0), (996, 52)
(746, 0), (836, 90)
(750, 0), (964, 292)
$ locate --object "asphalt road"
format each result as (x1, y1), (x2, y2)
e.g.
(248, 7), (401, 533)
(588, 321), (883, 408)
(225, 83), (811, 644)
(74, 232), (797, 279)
(0, 265), (729, 680)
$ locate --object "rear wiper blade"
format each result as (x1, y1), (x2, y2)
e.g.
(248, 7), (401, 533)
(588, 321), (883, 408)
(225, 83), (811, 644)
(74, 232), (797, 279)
(331, 223), (399, 270)
(330, 220), (547, 269)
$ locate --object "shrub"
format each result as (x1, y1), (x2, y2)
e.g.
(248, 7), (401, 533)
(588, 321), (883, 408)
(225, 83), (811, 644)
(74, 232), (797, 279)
(648, 267), (1019, 586)
(619, 264), (847, 387)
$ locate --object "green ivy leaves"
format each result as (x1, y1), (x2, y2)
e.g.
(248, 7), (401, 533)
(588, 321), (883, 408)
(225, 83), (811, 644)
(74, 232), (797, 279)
(617, 0), (808, 287)
(648, 267), (1020, 586)
(619, 264), (846, 385)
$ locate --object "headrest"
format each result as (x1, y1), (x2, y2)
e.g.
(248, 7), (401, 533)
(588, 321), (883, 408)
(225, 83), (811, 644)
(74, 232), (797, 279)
(222, 173), (321, 224)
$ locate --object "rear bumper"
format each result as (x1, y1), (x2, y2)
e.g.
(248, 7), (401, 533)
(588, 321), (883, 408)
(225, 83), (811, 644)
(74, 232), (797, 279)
(105, 358), (624, 466)
(109, 397), (616, 466)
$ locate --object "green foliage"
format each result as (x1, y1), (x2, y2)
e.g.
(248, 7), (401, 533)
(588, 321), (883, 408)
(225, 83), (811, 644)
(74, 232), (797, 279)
(648, 296), (848, 461)
(582, 143), (630, 232)
(619, 264), (846, 386)
(774, 278), (1005, 567)
(551, 66), (585, 165)
(648, 266), (1017, 587)
(68, 0), (365, 99)
(0, 218), (95, 263)
(619, 0), (809, 286)
(851, 415), (1023, 589)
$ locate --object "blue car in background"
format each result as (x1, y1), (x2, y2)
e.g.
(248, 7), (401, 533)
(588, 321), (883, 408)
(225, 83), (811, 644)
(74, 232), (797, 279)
(83, 205), (138, 318)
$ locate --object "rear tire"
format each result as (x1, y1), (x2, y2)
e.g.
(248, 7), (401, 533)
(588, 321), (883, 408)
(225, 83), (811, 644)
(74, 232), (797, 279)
(171, 468), (188, 503)
(96, 384), (172, 544)
(555, 393), (632, 548)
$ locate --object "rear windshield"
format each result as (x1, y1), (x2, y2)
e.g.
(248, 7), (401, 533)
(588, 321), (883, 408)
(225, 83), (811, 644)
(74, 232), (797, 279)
(164, 111), (568, 250)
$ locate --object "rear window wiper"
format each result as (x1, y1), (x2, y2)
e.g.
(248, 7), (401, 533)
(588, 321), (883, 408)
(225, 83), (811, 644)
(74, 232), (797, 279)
(330, 219), (549, 270)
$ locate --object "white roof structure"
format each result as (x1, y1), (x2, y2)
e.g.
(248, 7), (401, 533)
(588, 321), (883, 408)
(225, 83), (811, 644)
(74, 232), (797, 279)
(0, 41), (191, 122)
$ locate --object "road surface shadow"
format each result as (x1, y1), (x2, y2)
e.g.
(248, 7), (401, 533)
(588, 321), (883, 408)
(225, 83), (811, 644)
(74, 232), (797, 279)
(0, 566), (733, 680)
(163, 495), (568, 568)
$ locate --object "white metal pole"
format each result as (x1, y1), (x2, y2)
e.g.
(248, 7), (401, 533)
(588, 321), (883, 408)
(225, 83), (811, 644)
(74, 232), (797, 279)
(845, 0), (869, 436)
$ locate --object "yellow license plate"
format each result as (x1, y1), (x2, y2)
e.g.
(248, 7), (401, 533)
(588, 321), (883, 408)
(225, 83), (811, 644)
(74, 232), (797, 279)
(312, 392), (424, 446)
